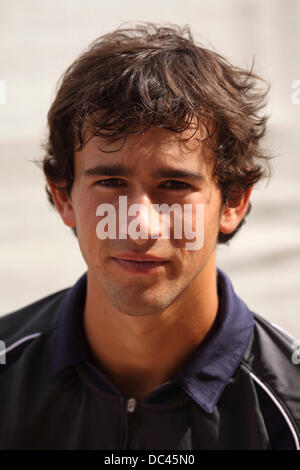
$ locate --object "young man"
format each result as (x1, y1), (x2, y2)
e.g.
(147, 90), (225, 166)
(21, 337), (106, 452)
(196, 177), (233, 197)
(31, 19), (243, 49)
(0, 23), (299, 450)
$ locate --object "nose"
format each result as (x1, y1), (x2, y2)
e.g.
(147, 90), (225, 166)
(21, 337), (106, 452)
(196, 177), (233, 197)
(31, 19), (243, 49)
(122, 191), (162, 244)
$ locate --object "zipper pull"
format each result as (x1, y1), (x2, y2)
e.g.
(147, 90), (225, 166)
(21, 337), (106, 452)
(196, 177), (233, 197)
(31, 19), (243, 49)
(126, 397), (137, 413)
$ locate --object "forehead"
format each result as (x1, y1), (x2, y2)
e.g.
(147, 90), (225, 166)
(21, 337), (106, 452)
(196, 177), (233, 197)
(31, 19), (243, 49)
(75, 126), (214, 173)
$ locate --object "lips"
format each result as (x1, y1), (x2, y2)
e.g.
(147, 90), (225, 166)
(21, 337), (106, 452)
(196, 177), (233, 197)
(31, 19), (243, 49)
(111, 253), (168, 274)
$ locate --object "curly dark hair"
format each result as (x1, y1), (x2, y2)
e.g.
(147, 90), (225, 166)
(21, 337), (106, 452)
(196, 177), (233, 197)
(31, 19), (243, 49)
(42, 22), (272, 243)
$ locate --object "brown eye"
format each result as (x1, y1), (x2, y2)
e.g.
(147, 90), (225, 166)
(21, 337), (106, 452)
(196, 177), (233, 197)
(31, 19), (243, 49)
(95, 178), (126, 187)
(160, 180), (191, 190)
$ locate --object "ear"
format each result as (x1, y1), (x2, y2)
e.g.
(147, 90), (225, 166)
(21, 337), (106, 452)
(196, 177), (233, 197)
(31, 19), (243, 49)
(46, 180), (76, 228)
(219, 186), (253, 235)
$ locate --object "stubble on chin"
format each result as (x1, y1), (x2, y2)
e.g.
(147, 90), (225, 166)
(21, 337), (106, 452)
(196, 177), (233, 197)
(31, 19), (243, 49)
(101, 277), (185, 317)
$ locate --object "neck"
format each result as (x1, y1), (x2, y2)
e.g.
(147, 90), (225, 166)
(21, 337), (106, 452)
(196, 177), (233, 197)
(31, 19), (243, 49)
(83, 260), (219, 399)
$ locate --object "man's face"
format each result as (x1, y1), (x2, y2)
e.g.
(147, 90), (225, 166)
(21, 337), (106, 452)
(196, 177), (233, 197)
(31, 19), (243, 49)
(67, 127), (224, 316)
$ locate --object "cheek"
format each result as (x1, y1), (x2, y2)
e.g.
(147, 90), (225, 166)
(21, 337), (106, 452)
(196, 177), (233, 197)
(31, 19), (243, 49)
(73, 196), (100, 254)
(185, 194), (221, 247)
(203, 186), (223, 237)
(205, 202), (222, 235)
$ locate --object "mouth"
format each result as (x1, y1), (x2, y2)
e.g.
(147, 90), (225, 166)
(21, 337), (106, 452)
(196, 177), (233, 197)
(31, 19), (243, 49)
(111, 256), (169, 274)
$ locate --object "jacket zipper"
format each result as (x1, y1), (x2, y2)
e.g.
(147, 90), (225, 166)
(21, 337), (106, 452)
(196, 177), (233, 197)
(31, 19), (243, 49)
(127, 397), (137, 413)
(121, 397), (139, 449)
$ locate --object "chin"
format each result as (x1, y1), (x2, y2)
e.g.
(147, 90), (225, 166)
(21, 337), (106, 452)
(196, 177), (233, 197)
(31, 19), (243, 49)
(109, 294), (171, 317)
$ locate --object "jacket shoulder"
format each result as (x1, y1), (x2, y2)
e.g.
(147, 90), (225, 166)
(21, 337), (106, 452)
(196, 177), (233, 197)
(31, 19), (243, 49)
(241, 312), (300, 443)
(243, 312), (298, 371)
(0, 288), (69, 346)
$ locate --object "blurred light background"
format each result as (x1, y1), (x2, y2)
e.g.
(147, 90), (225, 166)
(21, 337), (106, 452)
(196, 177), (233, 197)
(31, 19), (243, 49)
(0, 0), (299, 336)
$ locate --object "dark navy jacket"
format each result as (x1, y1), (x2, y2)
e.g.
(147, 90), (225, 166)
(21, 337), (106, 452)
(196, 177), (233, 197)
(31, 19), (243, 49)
(0, 268), (299, 450)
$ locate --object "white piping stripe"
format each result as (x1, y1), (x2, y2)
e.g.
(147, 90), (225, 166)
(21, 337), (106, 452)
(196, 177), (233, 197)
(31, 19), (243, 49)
(249, 371), (300, 450)
(0, 333), (42, 357)
(271, 322), (295, 343)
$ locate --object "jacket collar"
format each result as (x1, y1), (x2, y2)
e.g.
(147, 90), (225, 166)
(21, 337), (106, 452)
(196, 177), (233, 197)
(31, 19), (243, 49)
(51, 268), (254, 413)
(173, 268), (254, 412)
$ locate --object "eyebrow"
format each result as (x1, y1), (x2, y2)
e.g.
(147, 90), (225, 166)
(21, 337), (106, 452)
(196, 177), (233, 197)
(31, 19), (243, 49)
(84, 165), (132, 178)
(84, 164), (204, 182)
(151, 168), (204, 182)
